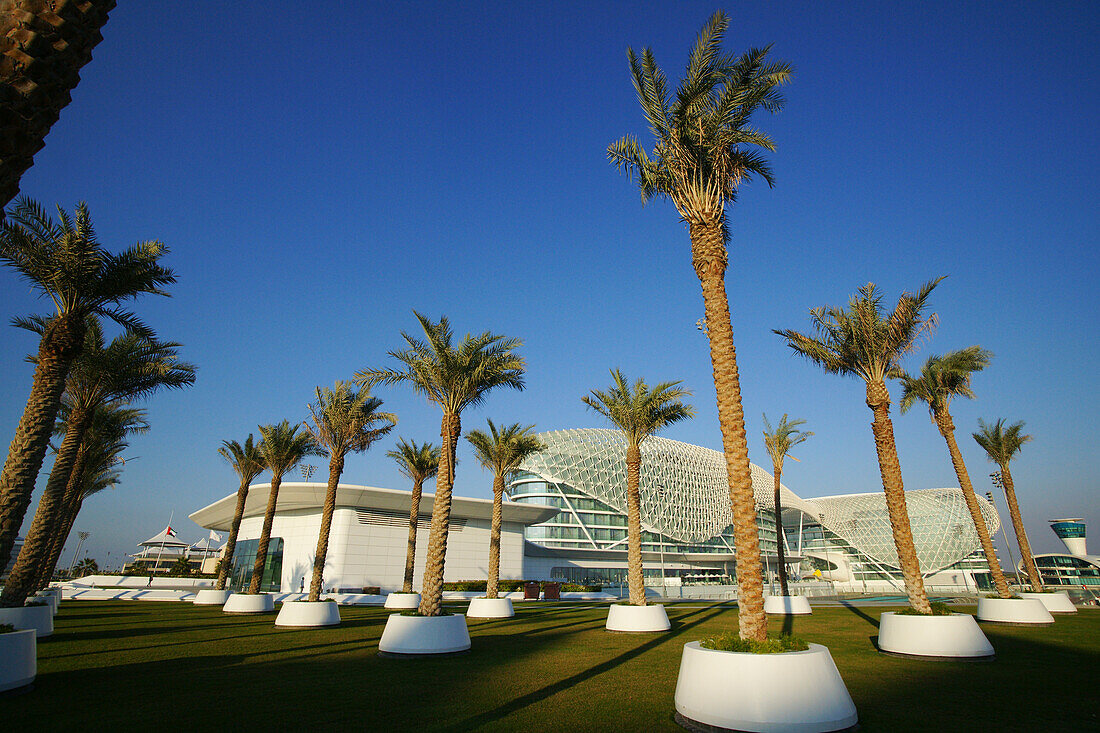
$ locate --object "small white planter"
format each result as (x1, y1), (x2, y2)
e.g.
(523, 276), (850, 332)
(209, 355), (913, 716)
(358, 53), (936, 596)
(275, 600), (341, 627)
(764, 595), (813, 615)
(467, 597), (514, 619)
(0, 629), (36, 693)
(0, 605), (53, 638)
(384, 592), (421, 610)
(977, 597), (1054, 625)
(674, 641), (858, 732)
(222, 593), (275, 614)
(31, 593), (58, 615)
(1020, 591), (1077, 614)
(377, 613), (471, 655)
(605, 603), (671, 632)
(878, 612), (994, 658)
(192, 589), (233, 606)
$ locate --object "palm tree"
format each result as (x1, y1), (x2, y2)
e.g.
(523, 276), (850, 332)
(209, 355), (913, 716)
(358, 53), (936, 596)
(304, 382), (396, 602)
(1, 321), (194, 607)
(72, 557), (98, 578)
(248, 420), (320, 595)
(356, 312), (524, 616)
(608, 11), (791, 641)
(774, 279), (943, 614)
(0, 1), (116, 209)
(387, 438), (440, 593)
(0, 198), (174, 574)
(973, 418), (1040, 592)
(214, 434), (266, 592)
(761, 414), (812, 598)
(896, 348), (1013, 599)
(583, 370), (694, 606)
(466, 421), (544, 600)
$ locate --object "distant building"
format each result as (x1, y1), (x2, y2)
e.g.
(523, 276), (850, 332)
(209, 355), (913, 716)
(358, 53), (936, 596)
(126, 526), (190, 573)
(1, 537), (23, 580)
(1025, 519), (1100, 587)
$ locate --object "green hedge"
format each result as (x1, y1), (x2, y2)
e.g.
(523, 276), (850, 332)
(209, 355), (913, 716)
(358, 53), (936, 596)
(441, 580), (602, 592)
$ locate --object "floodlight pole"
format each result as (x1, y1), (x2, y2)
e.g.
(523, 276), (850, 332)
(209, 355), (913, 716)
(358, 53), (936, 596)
(67, 531), (90, 576)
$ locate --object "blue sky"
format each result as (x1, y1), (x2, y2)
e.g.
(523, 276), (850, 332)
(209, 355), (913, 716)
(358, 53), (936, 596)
(1, 2), (1097, 568)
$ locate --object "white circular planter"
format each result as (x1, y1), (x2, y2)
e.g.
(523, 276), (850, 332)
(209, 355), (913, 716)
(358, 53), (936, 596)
(377, 613), (471, 655)
(1020, 591), (1077, 614)
(31, 593), (58, 615)
(605, 603), (671, 632)
(222, 593), (275, 614)
(764, 595), (813, 615)
(878, 612), (994, 659)
(275, 600), (341, 627)
(384, 592), (421, 610)
(467, 597), (514, 618)
(0, 629), (36, 693)
(977, 597), (1054, 625)
(675, 641), (857, 732)
(0, 605), (53, 638)
(192, 589), (233, 606)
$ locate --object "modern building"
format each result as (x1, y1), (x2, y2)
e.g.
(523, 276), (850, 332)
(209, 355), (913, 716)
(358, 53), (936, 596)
(1025, 519), (1100, 587)
(126, 526), (191, 573)
(511, 429), (1002, 593)
(1, 537), (23, 580)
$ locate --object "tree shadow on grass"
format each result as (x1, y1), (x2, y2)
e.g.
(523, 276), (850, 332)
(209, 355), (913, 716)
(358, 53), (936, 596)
(838, 601), (881, 629)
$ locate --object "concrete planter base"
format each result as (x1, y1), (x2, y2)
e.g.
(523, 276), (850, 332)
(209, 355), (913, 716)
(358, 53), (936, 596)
(674, 641), (858, 732)
(0, 605), (53, 638)
(467, 597), (514, 618)
(606, 603), (671, 632)
(192, 589), (233, 605)
(378, 613), (471, 655)
(878, 612), (994, 658)
(1019, 591), (1076, 613)
(977, 597), (1054, 625)
(0, 629), (36, 693)
(223, 593), (275, 614)
(764, 595), (813, 615)
(384, 592), (421, 610)
(31, 593), (58, 615)
(275, 600), (341, 627)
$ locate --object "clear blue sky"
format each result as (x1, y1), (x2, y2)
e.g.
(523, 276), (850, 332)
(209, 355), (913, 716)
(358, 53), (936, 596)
(1, 2), (1096, 569)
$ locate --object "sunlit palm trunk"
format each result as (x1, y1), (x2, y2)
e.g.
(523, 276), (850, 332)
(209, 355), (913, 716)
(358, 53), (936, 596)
(309, 455), (344, 601)
(216, 481), (251, 591)
(999, 465), (1041, 591)
(624, 446), (647, 606)
(935, 411), (1011, 598)
(1, 405), (91, 606)
(0, 317), (84, 577)
(419, 412), (460, 616)
(772, 469), (789, 597)
(486, 476), (505, 600)
(867, 381), (931, 613)
(402, 477), (424, 593)
(691, 221), (765, 641)
(34, 438), (91, 589)
(247, 477), (282, 594)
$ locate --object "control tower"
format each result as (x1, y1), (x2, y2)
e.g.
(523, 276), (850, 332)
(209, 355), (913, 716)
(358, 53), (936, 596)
(1049, 519), (1087, 556)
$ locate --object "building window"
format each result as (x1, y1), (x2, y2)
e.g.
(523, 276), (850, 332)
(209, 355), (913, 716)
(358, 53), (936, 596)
(227, 538), (283, 592)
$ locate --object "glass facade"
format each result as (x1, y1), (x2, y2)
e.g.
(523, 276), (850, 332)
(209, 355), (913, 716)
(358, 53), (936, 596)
(1034, 555), (1100, 586)
(226, 537), (283, 592)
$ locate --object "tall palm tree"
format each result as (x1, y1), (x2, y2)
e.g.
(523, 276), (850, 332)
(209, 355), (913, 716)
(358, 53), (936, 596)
(761, 413), (812, 597)
(608, 11), (791, 640)
(583, 370), (694, 606)
(775, 279), (943, 614)
(356, 312), (524, 616)
(973, 418), (1040, 592)
(387, 438), (440, 593)
(248, 420), (320, 595)
(466, 421), (544, 600)
(214, 434), (266, 592)
(1, 321), (194, 607)
(0, 1), (116, 209)
(0, 198), (174, 573)
(304, 382), (396, 602)
(896, 348), (1013, 599)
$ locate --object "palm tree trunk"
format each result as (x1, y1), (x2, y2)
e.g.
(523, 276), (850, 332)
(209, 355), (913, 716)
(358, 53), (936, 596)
(624, 445), (647, 606)
(247, 477), (281, 595)
(39, 499), (77, 588)
(999, 464), (1042, 592)
(0, 315), (84, 575)
(486, 475), (505, 600)
(215, 479), (251, 591)
(418, 412), (460, 616)
(690, 220), (765, 641)
(33, 437), (90, 590)
(309, 454), (344, 601)
(402, 476), (424, 593)
(866, 381), (931, 613)
(0, 404), (90, 607)
(935, 410), (1011, 598)
(772, 466), (789, 597)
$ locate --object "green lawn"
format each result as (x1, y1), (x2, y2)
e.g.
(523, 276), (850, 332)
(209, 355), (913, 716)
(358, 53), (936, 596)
(4, 600), (1098, 731)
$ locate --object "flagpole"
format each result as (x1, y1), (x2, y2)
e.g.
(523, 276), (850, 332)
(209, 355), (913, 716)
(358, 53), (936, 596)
(156, 512), (173, 574)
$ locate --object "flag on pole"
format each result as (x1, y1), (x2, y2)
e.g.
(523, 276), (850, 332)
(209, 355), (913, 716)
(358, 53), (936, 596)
(209, 530), (223, 542)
